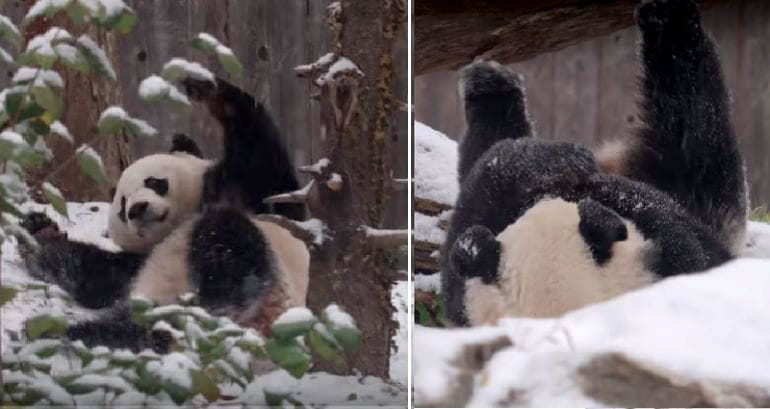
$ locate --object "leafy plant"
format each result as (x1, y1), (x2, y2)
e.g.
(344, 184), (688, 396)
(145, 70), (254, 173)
(2, 292), (363, 407)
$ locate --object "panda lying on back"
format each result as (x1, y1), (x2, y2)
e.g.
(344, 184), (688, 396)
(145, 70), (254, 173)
(443, 0), (748, 326)
(22, 77), (309, 350)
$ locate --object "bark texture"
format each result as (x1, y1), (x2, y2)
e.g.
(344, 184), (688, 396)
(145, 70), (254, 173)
(293, 0), (406, 378)
(415, 0), (726, 75)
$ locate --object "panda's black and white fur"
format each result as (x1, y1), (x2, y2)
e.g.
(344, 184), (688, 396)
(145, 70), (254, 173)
(443, 0), (747, 326)
(22, 77), (309, 350)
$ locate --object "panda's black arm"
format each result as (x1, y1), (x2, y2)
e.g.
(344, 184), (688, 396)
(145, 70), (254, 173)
(630, 0), (746, 248)
(443, 225), (501, 326)
(185, 77), (305, 220)
(21, 237), (146, 309)
(457, 61), (533, 184)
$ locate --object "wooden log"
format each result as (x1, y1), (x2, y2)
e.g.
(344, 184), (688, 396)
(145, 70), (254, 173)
(415, 0), (726, 75)
(415, 197), (452, 216)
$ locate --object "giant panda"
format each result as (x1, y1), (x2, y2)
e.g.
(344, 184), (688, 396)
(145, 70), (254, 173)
(21, 76), (309, 350)
(442, 0), (747, 327)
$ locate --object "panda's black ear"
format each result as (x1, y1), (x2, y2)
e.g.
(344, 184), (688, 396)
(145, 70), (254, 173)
(170, 133), (203, 158)
(578, 199), (628, 265)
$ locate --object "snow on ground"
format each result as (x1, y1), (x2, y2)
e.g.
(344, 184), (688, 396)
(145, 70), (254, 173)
(415, 258), (770, 407)
(1, 202), (407, 407)
(415, 121), (458, 206)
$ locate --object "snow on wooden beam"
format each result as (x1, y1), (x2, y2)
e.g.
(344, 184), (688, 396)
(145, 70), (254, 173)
(362, 226), (409, 249)
(414, 0), (725, 75)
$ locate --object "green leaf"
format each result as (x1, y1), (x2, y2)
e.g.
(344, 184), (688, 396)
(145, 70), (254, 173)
(17, 99), (46, 123)
(28, 118), (51, 136)
(42, 183), (67, 218)
(66, 1), (91, 26)
(24, 315), (69, 340)
(190, 369), (220, 403)
(5, 90), (22, 117)
(0, 14), (21, 47)
(271, 318), (316, 341)
(308, 327), (344, 367)
(76, 145), (106, 184)
(265, 339), (311, 379)
(32, 49), (57, 69)
(0, 285), (17, 306)
(330, 326), (362, 353)
(56, 44), (90, 73)
(0, 196), (25, 218)
(217, 47), (243, 78)
(113, 11), (136, 34)
(13, 390), (45, 406)
(191, 33), (218, 53)
(163, 379), (192, 406)
(133, 362), (162, 395)
(97, 114), (123, 135)
(31, 84), (63, 120)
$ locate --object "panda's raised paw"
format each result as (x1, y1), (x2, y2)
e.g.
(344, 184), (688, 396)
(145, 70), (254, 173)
(181, 76), (217, 101)
(449, 225), (501, 284)
(459, 60), (525, 101)
(636, 0), (699, 32)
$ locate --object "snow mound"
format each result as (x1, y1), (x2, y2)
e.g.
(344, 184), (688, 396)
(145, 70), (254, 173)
(415, 121), (458, 206)
(414, 258), (770, 407)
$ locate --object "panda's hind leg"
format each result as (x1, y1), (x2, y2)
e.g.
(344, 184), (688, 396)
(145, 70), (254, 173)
(187, 208), (277, 313)
(184, 77), (305, 221)
(457, 61), (534, 183)
(622, 0), (747, 252)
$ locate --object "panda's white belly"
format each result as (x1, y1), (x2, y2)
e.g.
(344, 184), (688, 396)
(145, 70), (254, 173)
(129, 216), (310, 310)
(130, 217), (199, 303)
(465, 198), (655, 326)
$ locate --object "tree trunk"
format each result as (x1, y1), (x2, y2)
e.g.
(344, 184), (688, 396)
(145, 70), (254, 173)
(276, 0), (406, 378)
(414, 0), (726, 75)
(21, 4), (131, 202)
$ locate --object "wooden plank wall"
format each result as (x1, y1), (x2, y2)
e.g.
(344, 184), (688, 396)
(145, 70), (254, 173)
(415, 0), (770, 209)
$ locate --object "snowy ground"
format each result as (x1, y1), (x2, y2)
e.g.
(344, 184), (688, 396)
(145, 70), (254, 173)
(1, 203), (407, 407)
(414, 258), (770, 407)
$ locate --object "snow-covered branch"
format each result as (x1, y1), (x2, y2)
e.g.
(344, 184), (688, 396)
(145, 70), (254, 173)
(362, 226), (409, 249)
(256, 214), (328, 248)
(298, 158), (332, 178)
(392, 177), (410, 192)
(263, 180), (315, 204)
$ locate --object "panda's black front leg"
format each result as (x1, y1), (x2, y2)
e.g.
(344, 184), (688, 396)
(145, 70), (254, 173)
(20, 212), (146, 309)
(631, 0), (746, 250)
(448, 225), (501, 285)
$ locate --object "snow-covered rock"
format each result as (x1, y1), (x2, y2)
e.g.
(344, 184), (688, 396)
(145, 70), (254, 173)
(414, 258), (770, 407)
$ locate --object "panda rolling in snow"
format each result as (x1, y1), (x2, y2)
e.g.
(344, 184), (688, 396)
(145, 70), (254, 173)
(443, 0), (747, 326)
(22, 77), (308, 350)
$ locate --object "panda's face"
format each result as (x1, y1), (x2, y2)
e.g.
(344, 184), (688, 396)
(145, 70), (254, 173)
(108, 153), (210, 253)
(464, 198), (656, 325)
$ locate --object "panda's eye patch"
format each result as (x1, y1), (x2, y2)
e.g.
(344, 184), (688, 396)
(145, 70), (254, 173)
(144, 177), (169, 196)
(118, 196), (127, 223)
